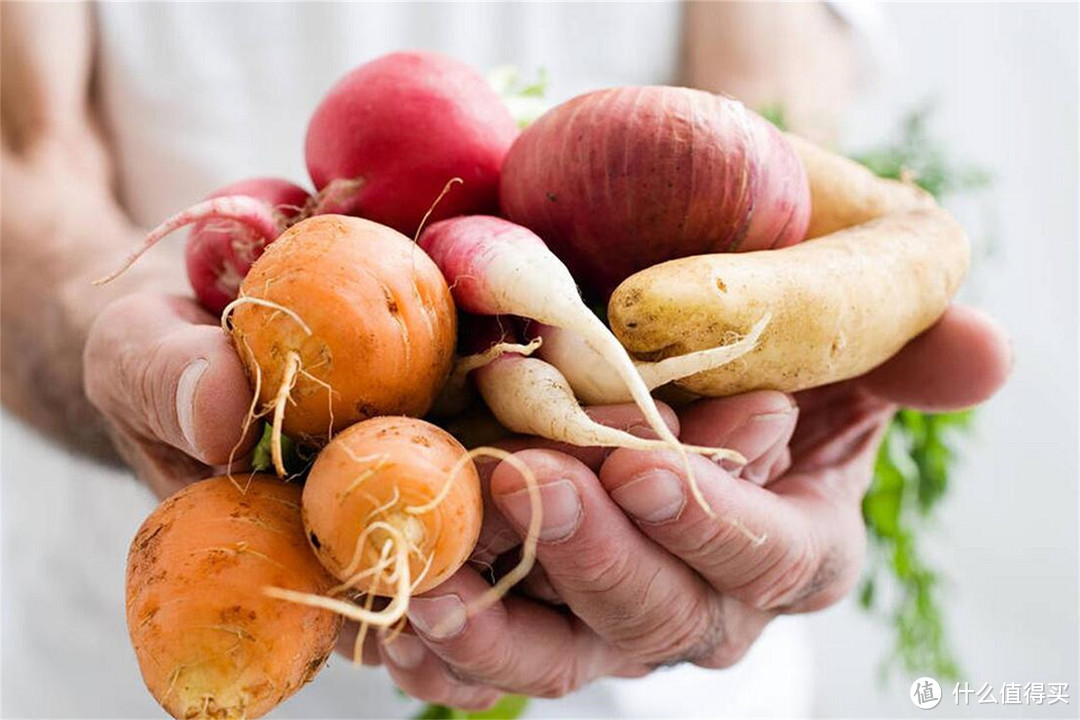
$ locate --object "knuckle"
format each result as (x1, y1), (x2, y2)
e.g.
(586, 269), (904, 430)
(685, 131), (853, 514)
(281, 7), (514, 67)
(440, 662), (482, 687)
(775, 516), (868, 613)
(83, 295), (159, 415)
(83, 361), (108, 410)
(83, 318), (122, 409)
(128, 341), (171, 438)
(670, 593), (725, 662)
(559, 543), (635, 597)
(693, 601), (760, 671)
(749, 542), (820, 610)
(682, 514), (750, 570)
(448, 642), (515, 686)
(617, 585), (719, 665)
(697, 631), (752, 670)
(801, 563), (854, 610)
(529, 657), (580, 698)
(407, 663), (486, 708)
(793, 533), (866, 612)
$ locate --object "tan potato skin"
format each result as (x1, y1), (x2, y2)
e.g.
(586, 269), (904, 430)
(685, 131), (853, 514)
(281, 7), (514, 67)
(231, 215), (457, 441)
(126, 475), (341, 720)
(302, 417), (482, 597)
(608, 208), (969, 396)
(786, 133), (937, 239)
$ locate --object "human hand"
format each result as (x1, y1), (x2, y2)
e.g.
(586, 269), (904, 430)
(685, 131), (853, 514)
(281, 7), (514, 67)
(83, 293), (257, 498)
(365, 304), (1011, 710)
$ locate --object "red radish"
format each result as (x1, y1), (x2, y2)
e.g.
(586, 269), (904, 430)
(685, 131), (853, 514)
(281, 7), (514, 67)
(500, 86), (811, 298)
(305, 51), (519, 236)
(418, 215), (737, 516)
(185, 179), (310, 314)
(97, 178), (311, 315)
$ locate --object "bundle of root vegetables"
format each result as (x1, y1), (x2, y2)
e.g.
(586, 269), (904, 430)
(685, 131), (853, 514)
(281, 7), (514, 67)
(110, 51), (967, 719)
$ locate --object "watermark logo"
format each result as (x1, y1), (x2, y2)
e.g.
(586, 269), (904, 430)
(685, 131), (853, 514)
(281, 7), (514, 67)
(953, 681), (1069, 706)
(911, 677), (942, 710)
(908, 678), (1070, 708)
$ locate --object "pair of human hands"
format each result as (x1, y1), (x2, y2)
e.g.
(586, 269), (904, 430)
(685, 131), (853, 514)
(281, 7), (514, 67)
(85, 292), (1011, 710)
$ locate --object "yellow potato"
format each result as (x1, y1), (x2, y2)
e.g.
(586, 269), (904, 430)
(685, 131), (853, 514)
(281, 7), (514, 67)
(786, 132), (937, 239)
(607, 208), (968, 396)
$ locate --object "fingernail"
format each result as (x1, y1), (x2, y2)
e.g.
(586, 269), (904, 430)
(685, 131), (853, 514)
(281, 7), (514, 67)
(382, 633), (426, 669)
(725, 410), (796, 466)
(409, 594), (466, 640)
(176, 359), (208, 452)
(611, 470), (685, 524)
(497, 479), (582, 542)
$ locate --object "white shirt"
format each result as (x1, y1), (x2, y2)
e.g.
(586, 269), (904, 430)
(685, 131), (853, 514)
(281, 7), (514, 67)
(2, 2), (884, 716)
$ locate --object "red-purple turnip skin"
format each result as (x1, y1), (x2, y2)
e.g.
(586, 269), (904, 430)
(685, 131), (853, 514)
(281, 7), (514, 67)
(305, 51), (519, 237)
(499, 86), (811, 299)
(185, 179), (310, 315)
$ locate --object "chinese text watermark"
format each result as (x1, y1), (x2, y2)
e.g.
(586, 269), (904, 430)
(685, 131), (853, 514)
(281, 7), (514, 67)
(909, 679), (1069, 709)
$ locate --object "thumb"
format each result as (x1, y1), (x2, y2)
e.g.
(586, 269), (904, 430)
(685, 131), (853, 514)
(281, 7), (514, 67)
(861, 304), (1012, 411)
(85, 293), (257, 465)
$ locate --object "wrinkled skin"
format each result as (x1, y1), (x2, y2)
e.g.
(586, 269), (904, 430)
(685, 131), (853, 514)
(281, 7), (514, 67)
(335, 305), (1010, 710)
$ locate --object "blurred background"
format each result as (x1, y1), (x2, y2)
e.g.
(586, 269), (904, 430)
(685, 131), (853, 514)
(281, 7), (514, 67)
(1, 2), (1076, 718)
(807, 3), (1078, 717)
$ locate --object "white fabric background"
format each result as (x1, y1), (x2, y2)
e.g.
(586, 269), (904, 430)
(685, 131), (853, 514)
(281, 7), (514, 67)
(806, 3), (1079, 717)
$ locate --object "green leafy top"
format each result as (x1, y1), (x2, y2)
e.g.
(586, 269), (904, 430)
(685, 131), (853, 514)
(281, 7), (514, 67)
(851, 107), (992, 197)
(851, 108), (991, 682)
(861, 410), (973, 681)
(250, 423), (302, 475)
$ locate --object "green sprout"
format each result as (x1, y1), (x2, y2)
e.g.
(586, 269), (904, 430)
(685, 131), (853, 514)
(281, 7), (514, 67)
(413, 694), (528, 720)
(250, 422), (303, 475)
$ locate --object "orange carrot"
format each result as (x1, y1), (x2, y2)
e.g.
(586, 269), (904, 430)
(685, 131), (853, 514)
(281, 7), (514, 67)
(266, 417), (540, 654)
(225, 214), (457, 472)
(126, 475), (341, 720)
(302, 416), (482, 597)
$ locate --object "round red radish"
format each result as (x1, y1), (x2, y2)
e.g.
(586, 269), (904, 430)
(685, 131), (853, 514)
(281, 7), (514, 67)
(304, 51), (519, 236)
(185, 179), (310, 314)
(499, 86), (811, 299)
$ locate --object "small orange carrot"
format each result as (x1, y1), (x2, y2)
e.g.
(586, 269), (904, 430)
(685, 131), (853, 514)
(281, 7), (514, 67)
(266, 416), (540, 658)
(225, 214), (457, 474)
(301, 416), (483, 598)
